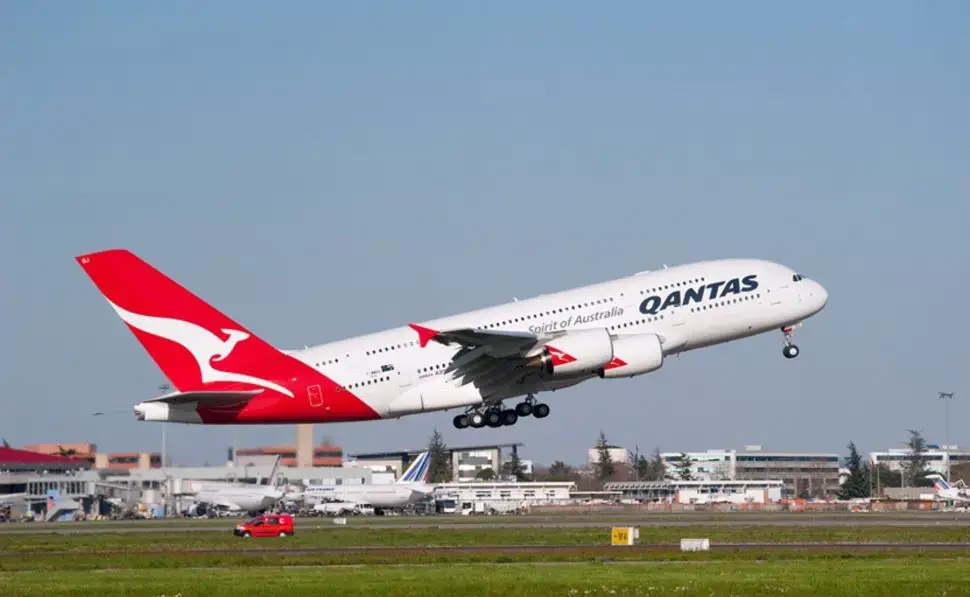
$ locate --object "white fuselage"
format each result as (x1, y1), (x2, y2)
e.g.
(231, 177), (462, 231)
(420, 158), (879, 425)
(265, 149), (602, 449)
(303, 482), (433, 509)
(284, 259), (827, 418)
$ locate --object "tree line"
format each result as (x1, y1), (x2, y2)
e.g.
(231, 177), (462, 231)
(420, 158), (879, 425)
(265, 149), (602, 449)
(838, 429), (936, 499)
(422, 426), (941, 497)
(421, 428), (695, 487)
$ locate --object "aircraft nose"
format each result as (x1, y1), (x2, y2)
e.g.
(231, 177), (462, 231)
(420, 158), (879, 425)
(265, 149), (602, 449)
(811, 280), (828, 311)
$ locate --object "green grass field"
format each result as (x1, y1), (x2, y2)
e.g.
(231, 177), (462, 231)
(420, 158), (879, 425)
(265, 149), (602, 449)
(6, 560), (970, 597)
(3, 520), (970, 596)
(4, 524), (970, 555)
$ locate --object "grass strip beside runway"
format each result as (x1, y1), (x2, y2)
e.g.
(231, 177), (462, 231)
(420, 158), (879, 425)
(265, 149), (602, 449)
(5, 559), (970, 597)
(3, 524), (969, 555)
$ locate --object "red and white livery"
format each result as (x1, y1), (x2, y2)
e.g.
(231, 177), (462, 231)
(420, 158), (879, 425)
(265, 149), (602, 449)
(76, 249), (828, 430)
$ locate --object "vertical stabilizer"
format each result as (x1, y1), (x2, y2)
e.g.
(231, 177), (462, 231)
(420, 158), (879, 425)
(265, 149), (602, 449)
(398, 451), (431, 483)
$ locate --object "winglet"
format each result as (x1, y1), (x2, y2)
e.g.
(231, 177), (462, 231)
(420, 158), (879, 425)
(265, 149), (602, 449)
(408, 323), (438, 348)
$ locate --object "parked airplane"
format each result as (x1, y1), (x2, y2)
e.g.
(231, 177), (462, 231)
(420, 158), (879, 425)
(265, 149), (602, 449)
(299, 451), (434, 510)
(926, 474), (970, 502)
(0, 493), (26, 505)
(179, 457), (286, 515)
(76, 249), (828, 430)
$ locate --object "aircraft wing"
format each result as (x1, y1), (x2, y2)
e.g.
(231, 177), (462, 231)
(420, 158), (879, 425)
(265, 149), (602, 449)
(407, 323), (568, 399)
(408, 323), (564, 357)
(191, 491), (245, 511)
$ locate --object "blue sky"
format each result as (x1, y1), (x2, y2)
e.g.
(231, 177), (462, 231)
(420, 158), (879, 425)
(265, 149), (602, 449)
(2, 2), (967, 466)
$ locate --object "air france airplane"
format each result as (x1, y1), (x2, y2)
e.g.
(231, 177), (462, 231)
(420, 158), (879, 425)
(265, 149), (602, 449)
(76, 249), (828, 430)
(299, 451), (434, 510)
(926, 474), (970, 503)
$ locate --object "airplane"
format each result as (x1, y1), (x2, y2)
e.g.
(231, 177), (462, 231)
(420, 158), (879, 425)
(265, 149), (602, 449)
(75, 249), (828, 430)
(298, 451), (434, 511)
(925, 474), (970, 503)
(179, 457), (287, 515)
(0, 493), (26, 505)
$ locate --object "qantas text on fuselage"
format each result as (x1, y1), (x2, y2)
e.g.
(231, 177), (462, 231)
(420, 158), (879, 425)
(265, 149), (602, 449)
(75, 250), (828, 430)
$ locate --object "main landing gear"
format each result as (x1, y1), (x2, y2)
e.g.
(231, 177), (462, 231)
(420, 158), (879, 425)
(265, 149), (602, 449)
(452, 394), (550, 429)
(781, 325), (800, 359)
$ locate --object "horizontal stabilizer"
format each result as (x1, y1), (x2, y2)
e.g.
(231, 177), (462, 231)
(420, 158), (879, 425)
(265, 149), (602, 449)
(144, 389), (264, 405)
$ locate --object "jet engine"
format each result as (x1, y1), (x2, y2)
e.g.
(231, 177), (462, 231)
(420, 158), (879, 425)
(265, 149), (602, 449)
(596, 333), (664, 378)
(525, 328), (614, 377)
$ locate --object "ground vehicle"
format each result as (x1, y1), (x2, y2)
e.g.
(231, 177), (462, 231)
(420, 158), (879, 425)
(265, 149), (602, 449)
(232, 514), (294, 537)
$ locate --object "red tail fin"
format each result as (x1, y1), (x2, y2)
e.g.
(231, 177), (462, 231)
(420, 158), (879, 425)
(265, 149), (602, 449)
(75, 249), (292, 396)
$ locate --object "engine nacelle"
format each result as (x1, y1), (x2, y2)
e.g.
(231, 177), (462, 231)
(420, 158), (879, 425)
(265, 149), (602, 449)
(525, 328), (614, 377)
(597, 333), (664, 378)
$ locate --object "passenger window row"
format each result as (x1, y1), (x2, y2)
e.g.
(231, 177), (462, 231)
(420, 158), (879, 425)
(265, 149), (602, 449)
(689, 294), (761, 312)
(343, 376), (391, 390)
(473, 296), (617, 331)
(640, 277), (706, 295)
(366, 342), (417, 357)
(610, 315), (664, 330)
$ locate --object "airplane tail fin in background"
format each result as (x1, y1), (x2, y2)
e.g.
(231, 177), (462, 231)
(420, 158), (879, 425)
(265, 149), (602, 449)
(75, 249), (293, 396)
(927, 474), (950, 491)
(398, 451), (431, 483)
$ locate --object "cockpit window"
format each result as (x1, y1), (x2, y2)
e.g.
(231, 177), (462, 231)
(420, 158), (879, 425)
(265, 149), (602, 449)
(792, 274), (804, 282)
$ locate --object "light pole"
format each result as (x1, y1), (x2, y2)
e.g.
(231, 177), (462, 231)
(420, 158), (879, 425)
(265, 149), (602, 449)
(158, 384), (170, 468)
(939, 392), (955, 482)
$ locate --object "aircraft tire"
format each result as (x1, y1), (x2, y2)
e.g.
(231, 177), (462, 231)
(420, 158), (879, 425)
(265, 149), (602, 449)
(501, 409), (518, 426)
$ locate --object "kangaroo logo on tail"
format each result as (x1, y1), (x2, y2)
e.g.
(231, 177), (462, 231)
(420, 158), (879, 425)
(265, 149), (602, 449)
(108, 299), (295, 398)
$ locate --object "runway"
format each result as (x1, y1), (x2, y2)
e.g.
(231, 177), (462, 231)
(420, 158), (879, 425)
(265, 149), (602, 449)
(3, 514), (970, 535)
(2, 542), (968, 558)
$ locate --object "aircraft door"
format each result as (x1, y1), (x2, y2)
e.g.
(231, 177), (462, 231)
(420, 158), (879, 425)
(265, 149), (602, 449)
(397, 366), (412, 387)
(667, 305), (687, 328)
(307, 384), (324, 408)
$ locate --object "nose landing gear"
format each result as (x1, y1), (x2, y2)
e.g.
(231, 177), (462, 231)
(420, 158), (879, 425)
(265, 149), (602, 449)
(781, 325), (800, 359)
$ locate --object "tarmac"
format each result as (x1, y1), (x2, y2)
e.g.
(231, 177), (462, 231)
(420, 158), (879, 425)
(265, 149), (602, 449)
(2, 542), (968, 557)
(2, 511), (970, 535)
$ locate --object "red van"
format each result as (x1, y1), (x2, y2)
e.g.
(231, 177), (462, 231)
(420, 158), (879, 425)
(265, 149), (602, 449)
(233, 514), (294, 538)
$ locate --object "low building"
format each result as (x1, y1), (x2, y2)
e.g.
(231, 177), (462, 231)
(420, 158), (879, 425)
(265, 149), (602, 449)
(604, 479), (785, 504)
(434, 481), (575, 513)
(661, 446), (840, 498)
(233, 441), (342, 467)
(869, 445), (970, 477)
(0, 447), (91, 475)
(349, 443), (525, 482)
(588, 445), (630, 466)
(23, 443), (160, 470)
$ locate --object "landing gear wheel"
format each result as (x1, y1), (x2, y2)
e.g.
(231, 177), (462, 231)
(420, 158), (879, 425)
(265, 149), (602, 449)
(501, 409), (518, 426)
(485, 410), (503, 427)
(453, 414), (470, 429)
(781, 326), (800, 360)
(469, 412), (485, 428)
(533, 403), (550, 418)
(515, 402), (533, 417)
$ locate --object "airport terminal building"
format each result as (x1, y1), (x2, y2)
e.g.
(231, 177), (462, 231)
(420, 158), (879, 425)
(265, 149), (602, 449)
(661, 446), (840, 498)
(349, 443), (528, 483)
(869, 445), (970, 476)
